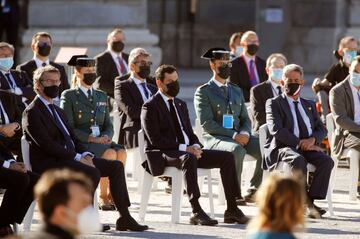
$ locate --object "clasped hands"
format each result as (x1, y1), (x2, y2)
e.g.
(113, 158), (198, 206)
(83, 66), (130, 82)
(299, 137), (322, 152)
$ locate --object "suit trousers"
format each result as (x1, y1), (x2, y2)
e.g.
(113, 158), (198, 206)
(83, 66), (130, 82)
(277, 147), (334, 199)
(0, 169), (39, 226)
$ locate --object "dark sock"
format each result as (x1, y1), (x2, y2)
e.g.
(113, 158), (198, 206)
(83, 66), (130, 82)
(226, 199), (238, 211)
(119, 207), (130, 218)
(190, 200), (202, 213)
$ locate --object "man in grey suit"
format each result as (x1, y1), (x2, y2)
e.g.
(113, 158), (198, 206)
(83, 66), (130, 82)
(329, 56), (360, 198)
(265, 64), (334, 218)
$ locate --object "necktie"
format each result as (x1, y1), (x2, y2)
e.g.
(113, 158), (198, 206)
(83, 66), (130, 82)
(140, 82), (149, 99)
(87, 89), (92, 101)
(48, 104), (75, 151)
(220, 85), (228, 96)
(117, 56), (127, 75)
(357, 92), (360, 104)
(41, 62), (46, 67)
(168, 99), (185, 144)
(4, 73), (15, 89)
(293, 101), (308, 139)
(249, 59), (257, 87)
(277, 86), (282, 96)
(0, 103), (6, 124)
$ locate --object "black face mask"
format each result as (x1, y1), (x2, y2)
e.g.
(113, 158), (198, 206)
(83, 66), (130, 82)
(43, 85), (59, 98)
(246, 44), (259, 56)
(111, 41), (124, 53)
(37, 44), (51, 57)
(83, 73), (97, 85)
(138, 65), (151, 79)
(165, 80), (180, 97)
(285, 83), (301, 96)
(217, 65), (231, 79)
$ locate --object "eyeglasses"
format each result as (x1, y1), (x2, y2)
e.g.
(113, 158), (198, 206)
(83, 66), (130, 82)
(134, 61), (153, 67)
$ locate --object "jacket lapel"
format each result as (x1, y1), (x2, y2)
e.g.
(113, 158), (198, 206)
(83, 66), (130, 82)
(106, 51), (120, 75)
(300, 98), (315, 129)
(129, 78), (144, 104)
(75, 87), (94, 109)
(154, 93), (177, 136)
(280, 94), (295, 132)
(344, 79), (355, 119)
(35, 96), (57, 127)
(265, 81), (274, 98)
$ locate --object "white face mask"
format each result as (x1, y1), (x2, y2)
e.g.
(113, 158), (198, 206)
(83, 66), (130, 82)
(69, 206), (102, 234)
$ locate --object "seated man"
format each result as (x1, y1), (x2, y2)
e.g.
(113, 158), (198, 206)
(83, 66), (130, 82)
(22, 65), (148, 231)
(27, 169), (101, 239)
(141, 64), (249, 226)
(194, 48), (262, 204)
(329, 56), (360, 198)
(0, 144), (39, 237)
(250, 53), (287, 135)
(265, 64), (334, 218)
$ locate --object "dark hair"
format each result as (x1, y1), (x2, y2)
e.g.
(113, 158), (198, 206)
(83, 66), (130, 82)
(32, 31), (52, 45)
(35, 169), (93, 223)
(155, 64), (177, 82)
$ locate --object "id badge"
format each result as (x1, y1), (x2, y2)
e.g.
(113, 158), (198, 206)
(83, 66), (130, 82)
(90, 125), (100, 137)
(222, 114), (233, 129)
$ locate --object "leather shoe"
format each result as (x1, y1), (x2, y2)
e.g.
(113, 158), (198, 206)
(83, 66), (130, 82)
(244, 189), (257, 203)
(236, 197), (247, 206)
(102, 224), (111, 232)
(116, 215), (149, 231)
(224, 208), (250, 224)
(313, 204), (326, 216)
(190, 210), (218, 226)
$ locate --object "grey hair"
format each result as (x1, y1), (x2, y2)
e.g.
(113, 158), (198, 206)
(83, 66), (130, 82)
(282, 64), (304, 80)
(0, 42), (15, 55)
(33, 65), (60, 94)
(128, 47), (150, 65)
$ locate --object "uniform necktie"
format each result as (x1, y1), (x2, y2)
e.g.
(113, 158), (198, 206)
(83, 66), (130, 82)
(4, 73), (15, 89)
(117, 56), (127, 75)
(293, 101), (308, 139)
(168, 99), (185, 144)
(277, 86), (282, 96)
(87, 89), (92, 101)
(249, 59), (257, 87)
(48, 104), (75, 151)
(140, 82), (149, 99)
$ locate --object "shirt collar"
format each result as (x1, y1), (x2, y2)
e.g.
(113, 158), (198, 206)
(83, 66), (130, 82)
(159, 90), (173, 104)
(78, 82), (92, 97)
(132, 75), (147, 85)
(109, 49), (123, 59)
(285, 95), (301, 105)
(268, 78), (281, 91)
(211, 77), (228, 88)
(34, 56), (50, 67)
(0, 69), (10, 74)
(242, 53), (255, 63)
(38, 95), (52, 106)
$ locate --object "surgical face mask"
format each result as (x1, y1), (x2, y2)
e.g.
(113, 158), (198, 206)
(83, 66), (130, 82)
(270, 68), (283, 82)
(246, 44), (259, 56)
(350, 71), (360, 87)
(83, 73), (97, 85)
(285, 83), (301, 96)
(0, 57), (14, 71)
(344, 50), (357, 65)
(111, 41), (124, 53)
(37, 43), (51, 57)
(67, 206), (101, 235)
(235, 46), (243, 57)
(42, 85), (59, 98)
(165, 80), (180, 97)
(217, 64), (231, 79)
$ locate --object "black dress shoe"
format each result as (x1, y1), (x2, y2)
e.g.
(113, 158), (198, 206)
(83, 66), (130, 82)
(236, 197), (247, 206)
(244, 189), (257, 203)
(224, 208), (250, 224)
(116, 216), (149, 231)
(0, 225), (13, 237)
(102, 224), (111, 232)
(99, 204), (116, 211)
(313, 204), (326, 216)
(190, 210), (218, 226)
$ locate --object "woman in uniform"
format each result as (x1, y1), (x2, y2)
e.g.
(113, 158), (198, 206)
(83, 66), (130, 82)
(60, 55), (126, 210)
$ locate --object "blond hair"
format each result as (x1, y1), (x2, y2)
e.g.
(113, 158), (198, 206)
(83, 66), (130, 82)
(248, 173), (305, 234)
(266, 53), (287, 68)
(338, 36), (356, 50)
(229, 32), (242, 47)
(240, 31), (258, 43)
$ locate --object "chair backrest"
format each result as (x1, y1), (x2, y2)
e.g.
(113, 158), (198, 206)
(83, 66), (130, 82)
(21, 135), (32, 171)
(259, 124), (269, 158)
(326, 113), (335, 146)
(137, 130), (146, 163)
(194, 119), (204, 144)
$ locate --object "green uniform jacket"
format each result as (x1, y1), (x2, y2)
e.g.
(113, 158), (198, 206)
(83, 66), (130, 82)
(194, 79), (251, 147)
(60, 87), (120, 157)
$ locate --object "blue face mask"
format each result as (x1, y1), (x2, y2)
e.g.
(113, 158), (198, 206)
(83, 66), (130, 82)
(350, 72), (360, 87)
(270, 68), (283, 82)
(235, 46), (243, 57)
(0, 57), (14, 71)
(344, 50), (357, 65)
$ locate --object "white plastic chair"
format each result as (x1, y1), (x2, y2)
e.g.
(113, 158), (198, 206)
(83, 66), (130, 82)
(137, 130), (214, 223)
(326, 114), (359, 200)
(125, 147), (141, 181)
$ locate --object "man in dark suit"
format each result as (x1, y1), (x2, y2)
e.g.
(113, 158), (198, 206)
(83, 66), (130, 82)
(329, 56), (360, 198)
(230, 31), (267, 102)
(265, 64), (334, 218)
(0, 143), (39, 237)
(16, 31), (69, 102)
(113, 47), (157, 148)
(141, 64), (249, 226)
(22, 65), (148, 231)
(94, 28), (129, 101)
(250, 53), (287, 135)
(0, 42), (35, 111)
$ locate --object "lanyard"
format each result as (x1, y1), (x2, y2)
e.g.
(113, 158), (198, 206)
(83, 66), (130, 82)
(209, 80), (233, 113)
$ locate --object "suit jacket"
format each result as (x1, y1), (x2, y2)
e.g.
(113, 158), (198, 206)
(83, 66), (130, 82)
(0, 91), (21, 125)
(94, 51), (129, 98)
(329, 77), (360, 156)
(0, 0), (19, 22)
(194, 80), (251, 148)
(113, 74), (157, 148)
(22, 96), (87, 174)
(250, 80), (274, 134)
(0, 69), (35, 108)
(16, 60), (70, 96)
(264, 95), (327, 170)
(230, 55), (267, 102)
(141, 92), (202, 176)
(0, 141), (15, 166)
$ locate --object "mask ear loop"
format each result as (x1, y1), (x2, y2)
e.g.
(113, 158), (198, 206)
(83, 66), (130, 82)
(293, 85), (302, 96)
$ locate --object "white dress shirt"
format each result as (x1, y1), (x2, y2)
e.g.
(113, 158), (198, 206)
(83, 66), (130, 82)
(242, 54), (260, 85)
(132, 76), (151, 102)
(109, 50), (129, 76)
(34, 56), (50, 68)
(285, 96), (313, 138)
(349, 82), (360, 125)
(0, 70), (23, 95)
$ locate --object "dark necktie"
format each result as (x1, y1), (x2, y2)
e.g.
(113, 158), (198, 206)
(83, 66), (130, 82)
(4, 73), (15, 89)
(168, 99), (185, 144)
(277, 86), (282, 96)
(41, 62), (46, 67)
(293, 101), (308, 139)
(220, 85), (228, 97)
(87, 89), (92, 101)
(0, 103), (6, 124)
(249, 59), (257, 87)
(48, 104), (75, 151)
(140, 82), (149, 99)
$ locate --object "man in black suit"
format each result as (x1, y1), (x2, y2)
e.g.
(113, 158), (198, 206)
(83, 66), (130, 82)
(230, 31), (267, 102)
(0, 42), (35, 111)
(264, 64), (334, 218)
(22, 65), (148, 231)
(0, 143), (39, 237)
(94, 28), (129, 101)
(250, 53), (287, 135)
(141, 64), (249, 226)
(114, 47), (157, 148)
(16, 31), (69, 103)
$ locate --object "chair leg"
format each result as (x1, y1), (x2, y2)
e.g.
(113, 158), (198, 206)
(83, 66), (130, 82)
(349, 152), (359, 200)
(218, 177), (225, 205)
(138, 172), (154, 222)
(198, 176), (205, 194)
(23, 201), (36, 232)
(207, 172), (215, 218)
(171, 172), (183, 223)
